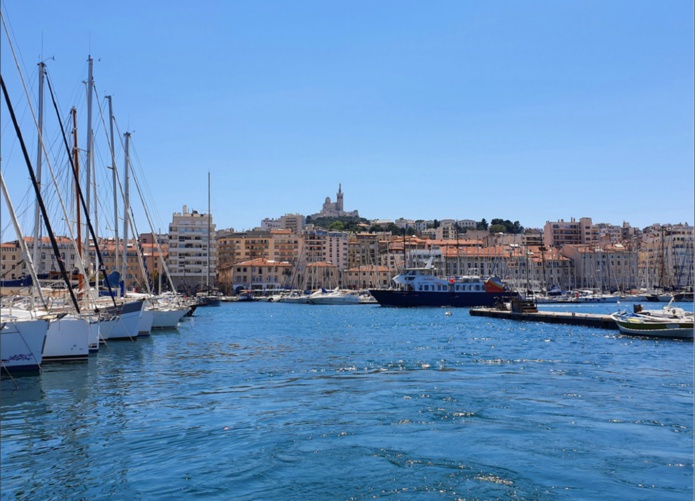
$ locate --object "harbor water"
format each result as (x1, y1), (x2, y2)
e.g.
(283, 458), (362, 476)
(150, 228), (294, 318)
(1, 302), (693, 500)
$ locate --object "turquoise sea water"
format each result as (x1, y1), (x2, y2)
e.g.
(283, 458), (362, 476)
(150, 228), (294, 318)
(1, 302), (693, 500)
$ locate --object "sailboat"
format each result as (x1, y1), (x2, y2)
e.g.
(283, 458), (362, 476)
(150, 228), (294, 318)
(0, 173), (50, 374)
(1, 72), (91, 362)
(115, 132), (190, 328)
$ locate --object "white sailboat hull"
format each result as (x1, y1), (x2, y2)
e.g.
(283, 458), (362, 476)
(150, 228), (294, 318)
(106, 300), (145, 340)
(43, 316), (90, 362)
(137, 309), (154, 336)
(1, 316), (49, 373)
(151, 307), (187, 329)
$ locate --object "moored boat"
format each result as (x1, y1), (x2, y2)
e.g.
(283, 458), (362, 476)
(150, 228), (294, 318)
(235, 290), (256, 302)
(307, 287), (361, 305)
(196, 290), (222, 307)
(610, 301), (693, 339)
(369, 259), (517, 308)
(42, 314), (91, 362)
(275, 290), (310, 304)
(149, 300), (188, 329)
(644, 291), (674, 302)
(0, 310), (49, 374)
(103, 299), (145, 340)
(610, 312), (693, 339)
(358, 291), (378, 304)
(571, 290), (620, 303)
(136, 308), (155, 336)
(631, 300), (694, 321)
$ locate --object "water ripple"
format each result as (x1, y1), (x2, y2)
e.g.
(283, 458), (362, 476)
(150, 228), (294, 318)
(1, 302), (692, 500)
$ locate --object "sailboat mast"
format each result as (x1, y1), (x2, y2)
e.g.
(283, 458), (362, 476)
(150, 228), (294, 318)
(207, 171), (211, 290)
(86, 56), (99, 288)
(122, 132), (131, 292)
(84, 56), (93, 257)
(32, 61), (45, 272)
(72, 108), (83, 293)
(107, 95), (119, 272)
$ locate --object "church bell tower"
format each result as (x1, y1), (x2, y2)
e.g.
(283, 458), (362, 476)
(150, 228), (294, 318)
(337, 183), (344, 212)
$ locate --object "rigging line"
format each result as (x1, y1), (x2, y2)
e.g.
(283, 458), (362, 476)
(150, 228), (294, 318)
(0, 20), (70, 239)
(0, 174), (48, 310)
(44, 72), (118, 306)
(97, 118), (151, 294)
(91, 87), (122, 234)
(93, 88), (119, 170)
(23, 78), (93, 298)
(1, 74), (81, 312)
(0, 4), (35, 109)
(111, 119), (163, 234)
(126, 204), (154, 295)
(127, 152), (177, 293)
(138, 154), (162, 235)
(129, 139), (164, 231)
(0, 26), (90, 303)
(118, 141), (158, 294)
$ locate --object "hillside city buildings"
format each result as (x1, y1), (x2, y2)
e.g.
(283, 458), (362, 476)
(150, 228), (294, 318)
(2, 186), (693, 297)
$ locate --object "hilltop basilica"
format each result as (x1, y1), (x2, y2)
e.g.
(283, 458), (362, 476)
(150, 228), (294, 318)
(311, 184), (359, 219)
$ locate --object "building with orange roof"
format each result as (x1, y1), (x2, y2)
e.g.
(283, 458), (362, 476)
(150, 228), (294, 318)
(222, 257), (292, 295)
(344, 265), (391, 290)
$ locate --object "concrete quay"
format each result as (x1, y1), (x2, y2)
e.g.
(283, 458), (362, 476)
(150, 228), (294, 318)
(469, 307), (619, 331)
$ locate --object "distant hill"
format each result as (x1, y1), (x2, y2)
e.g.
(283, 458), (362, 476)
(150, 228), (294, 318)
(306, 215), (371, 233)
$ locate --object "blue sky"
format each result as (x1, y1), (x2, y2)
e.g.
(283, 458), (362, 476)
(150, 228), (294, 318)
(1, 0), (693, 237)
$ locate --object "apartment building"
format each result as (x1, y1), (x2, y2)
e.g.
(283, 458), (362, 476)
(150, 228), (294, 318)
(347, 232), (384, 270)
(1, 240), (26, 281)
(344, 265), (391, 289)
(303, 261), (340, 289)
(223, 257), (292, 294)
(17, 236), (80, 278)
(217, 229), (301, 266)
(280, 214), (306, 234)
(303, 229), (348, 271)
(270, 229), (302, 265)
(394, 218), (416, 230)
(543, 217), (596, 247)
(639, 223), (694, 290)
(561, 243), (639, 291)
(215, 229), (237, 266)
(167, 205), (216, 293)
(260, 218), (283, 231)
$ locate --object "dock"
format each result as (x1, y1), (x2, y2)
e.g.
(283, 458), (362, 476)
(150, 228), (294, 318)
(470, 302), (619, 331)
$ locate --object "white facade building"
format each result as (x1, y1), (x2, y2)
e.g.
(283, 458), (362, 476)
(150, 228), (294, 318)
(167, 205), (217, 293)
(261, 218), (283, 231)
